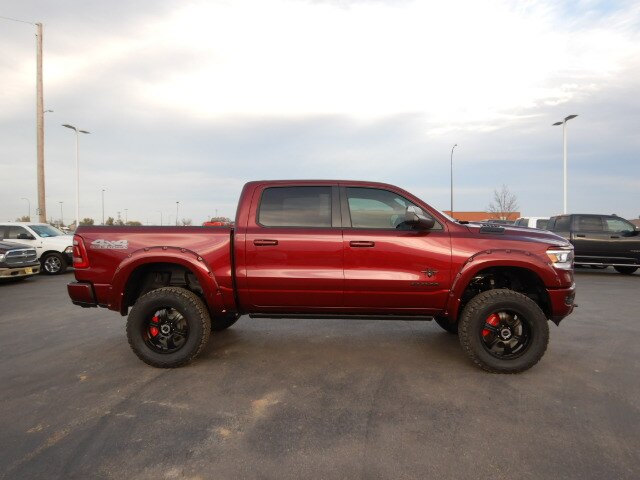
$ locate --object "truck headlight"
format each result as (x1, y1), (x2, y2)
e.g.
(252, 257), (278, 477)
(64, 246), (73, 254)
(547, 248), (574, 270)
(0, 254), (5, 262)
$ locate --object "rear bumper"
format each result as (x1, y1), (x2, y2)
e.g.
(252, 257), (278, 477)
(68, 281), (98, 307)
(548, 283), (576, 325)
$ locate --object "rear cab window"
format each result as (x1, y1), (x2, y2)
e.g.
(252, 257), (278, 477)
(257, 186), (333, 227)
(575, 215), (605, 232)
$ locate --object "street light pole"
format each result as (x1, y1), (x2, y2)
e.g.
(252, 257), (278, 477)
(157, 211), (163, 226)
(450, 144), (458, 217)
(21, 197), (31, 220)
(62, 124), (90, 227)
(176, 201), (180, 226)
(59, 201), (63, 227)
(101, 189), (105, 225)
(124, 208), (128, 224)
(552, 115), (578, 214)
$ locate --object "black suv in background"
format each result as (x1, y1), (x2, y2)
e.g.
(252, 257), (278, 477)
(547, 214), (639, 274)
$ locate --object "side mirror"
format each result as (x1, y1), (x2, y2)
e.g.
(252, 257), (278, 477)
(405, 206), (435, 230)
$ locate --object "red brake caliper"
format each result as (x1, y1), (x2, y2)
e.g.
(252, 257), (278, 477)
(483, 313), (501, 337)
(150, 315), (160, 337)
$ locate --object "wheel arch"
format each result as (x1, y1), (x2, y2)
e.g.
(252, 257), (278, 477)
(111, 248), (224, 316)
(445, 252), (556, 323)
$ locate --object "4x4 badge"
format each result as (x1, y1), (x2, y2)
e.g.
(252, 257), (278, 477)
(421, 268), (438, 278)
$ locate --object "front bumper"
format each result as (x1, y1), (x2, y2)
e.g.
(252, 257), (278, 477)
(548, 283), (576, 325)
(0, 264), (41, 279)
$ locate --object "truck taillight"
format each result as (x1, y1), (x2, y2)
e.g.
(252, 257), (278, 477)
(73, 235), (90, 269)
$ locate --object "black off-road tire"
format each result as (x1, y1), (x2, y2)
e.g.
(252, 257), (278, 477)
(126, 287), (211, 368)
(614, 266), (638, 275)
(211, 312), (240, 331)
(434, 316), (458, 334)
(459, 290), (549, 374)
(41, 252), (67, 275)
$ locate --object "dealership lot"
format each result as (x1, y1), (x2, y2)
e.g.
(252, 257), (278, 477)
(1, 270), (638, 480)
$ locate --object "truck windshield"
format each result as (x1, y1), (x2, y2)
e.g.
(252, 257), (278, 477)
(29, 225), (65, 238)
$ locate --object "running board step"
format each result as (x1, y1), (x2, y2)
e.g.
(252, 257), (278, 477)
(248, 313), (434, 321)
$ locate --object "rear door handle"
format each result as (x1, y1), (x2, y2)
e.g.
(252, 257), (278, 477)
(610, 235), (620, 239)
(253, 239), (278, 246)
(350, 240), (375, 248)
(576, 234), (586, 238)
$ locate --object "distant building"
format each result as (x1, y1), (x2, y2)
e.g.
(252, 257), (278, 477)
(443, 211), (521, 222)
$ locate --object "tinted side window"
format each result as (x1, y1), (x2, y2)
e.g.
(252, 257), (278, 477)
(550, 216), (570, 231)
(576, 215), (604, 232)
(536, 219), (549, 229)
(515, 218), (528, 226)
(346, 187), (430, 229)
(604, 217), (635, 233)
(258, 187), (332, 227)
(7, 226), (29, 239)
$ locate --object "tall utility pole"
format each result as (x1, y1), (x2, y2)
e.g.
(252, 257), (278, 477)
(450, 144), (458, 217)
(36, 23), (46, 222)
(552, 115), (578, 214)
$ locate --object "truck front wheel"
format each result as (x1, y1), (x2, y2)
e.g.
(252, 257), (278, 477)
(458, 290), (549, 373)
(41, 252), (67, 275)
(126, 287), (211, 368)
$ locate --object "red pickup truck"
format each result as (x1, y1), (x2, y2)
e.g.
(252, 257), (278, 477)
(68, 180), (576, 373)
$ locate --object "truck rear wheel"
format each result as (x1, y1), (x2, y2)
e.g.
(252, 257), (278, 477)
(126, 287), (211, 368)
(458, 290), (549, 373)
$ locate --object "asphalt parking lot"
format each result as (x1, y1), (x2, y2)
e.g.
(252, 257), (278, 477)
(1, 269), (638, 480)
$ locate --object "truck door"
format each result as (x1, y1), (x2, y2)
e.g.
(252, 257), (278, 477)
(341, 186), (452, 314)
(571, 215), (610, 261)
(601, 216), (640, 263)
(243, 185), (344, 310)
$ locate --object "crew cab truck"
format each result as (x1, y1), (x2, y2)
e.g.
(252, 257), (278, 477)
(548, 214), (639, 275)
(68, 180), (576, 373)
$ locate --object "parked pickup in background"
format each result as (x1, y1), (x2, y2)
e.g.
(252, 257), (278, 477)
(547, 214), (639, 275)
(68, 180), (576, 373)
(0, 241), (40, 281)
(0, 223), (73, 275)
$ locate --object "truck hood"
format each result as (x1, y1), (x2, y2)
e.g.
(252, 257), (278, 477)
(38, 235), (73, 248)
(463, 223), (571, 248)
(0, 240), (32, 253)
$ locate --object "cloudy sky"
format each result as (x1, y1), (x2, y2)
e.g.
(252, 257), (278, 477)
(1, 0), (639, 225)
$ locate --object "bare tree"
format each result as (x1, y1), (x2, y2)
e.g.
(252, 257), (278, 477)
(487, 184), (519, 220)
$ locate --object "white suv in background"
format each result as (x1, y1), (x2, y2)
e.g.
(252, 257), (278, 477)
(0, 223), (74, 275)
(514, 217), (550, 230)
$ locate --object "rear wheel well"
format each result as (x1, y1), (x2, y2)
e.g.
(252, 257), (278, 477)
(122, 263), (204, 315)
(457, 267), (551, 321)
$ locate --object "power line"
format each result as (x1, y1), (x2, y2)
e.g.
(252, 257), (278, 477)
(0, 15), (35, 25)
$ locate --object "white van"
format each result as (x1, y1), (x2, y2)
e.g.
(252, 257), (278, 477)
(514, 217), (550, 230)
(0, 223), (73, 274)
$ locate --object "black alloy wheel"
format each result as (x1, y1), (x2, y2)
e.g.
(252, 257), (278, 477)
(127, 287), (211, 368)
(459, 289), (549, 373)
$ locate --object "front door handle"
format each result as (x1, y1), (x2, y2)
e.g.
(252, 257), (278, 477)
(610, 235), (620, 239)
(576, 234), (586, 238)
(254, 239), (278, 246)
(349, 241), (375, 248)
